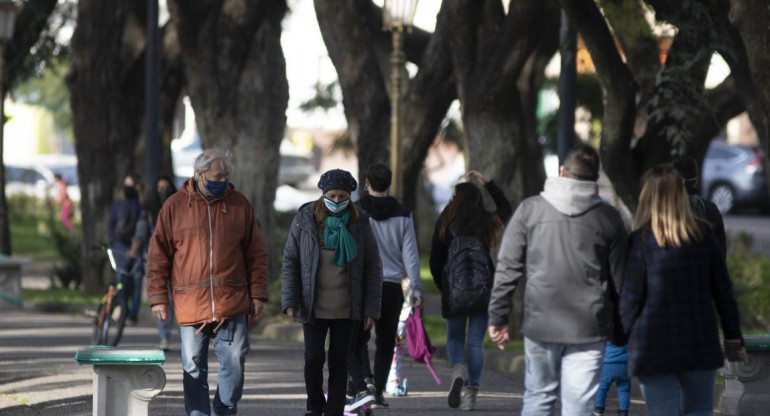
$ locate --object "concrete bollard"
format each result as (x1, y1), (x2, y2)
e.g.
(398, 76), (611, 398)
(75, 345), (166, 416)
(0, 257), (30, 309)
(721, 335), (770, 416)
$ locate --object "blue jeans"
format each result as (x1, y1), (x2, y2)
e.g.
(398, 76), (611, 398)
(639, 370), (716, 416)
(522, 337), (605, 416)
(156, 289), (175, 342)
(595, 362), (631, 410)
(180, 315), (249, 416)
(446, 312), (488, 387)
(121, 257), (144, 320)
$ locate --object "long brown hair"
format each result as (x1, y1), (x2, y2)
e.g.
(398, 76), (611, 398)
(439, 182), (503, 249)
(633, 164), (702, 247)
(313, 196), (360, 225)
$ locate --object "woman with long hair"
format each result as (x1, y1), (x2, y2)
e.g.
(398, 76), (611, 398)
(621, 164), (746, 415)
(281, 169), (382, 416)
(429, 170), (512, 411)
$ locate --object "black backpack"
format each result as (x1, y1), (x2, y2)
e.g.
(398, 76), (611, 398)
(114, 205), (138, 244)
(442, 230), (493, 315)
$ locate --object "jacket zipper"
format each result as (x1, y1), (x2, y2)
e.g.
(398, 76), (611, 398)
(206, 200), (216, 321)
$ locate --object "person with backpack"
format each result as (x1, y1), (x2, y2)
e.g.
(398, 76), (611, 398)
(281, 169), (383, 416)
(671, 155), (727, 258)
(429, 170), (512, 411)
(108, 173), (145, 326)
(353, 163), (423, 409)
(487, 144), (628, 415)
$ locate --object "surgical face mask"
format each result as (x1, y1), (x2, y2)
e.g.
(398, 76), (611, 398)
(324, 197), (349, 213)
(124, 186), (138, 200)
(158, 187), (173, 203)
(202, 177), (228, 196)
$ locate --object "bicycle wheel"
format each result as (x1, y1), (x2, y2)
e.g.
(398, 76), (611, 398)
(95, 291), (127, 346)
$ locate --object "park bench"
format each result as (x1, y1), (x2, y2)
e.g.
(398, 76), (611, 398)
(75, 345), (166, 416)
(0, 257), (29, 308)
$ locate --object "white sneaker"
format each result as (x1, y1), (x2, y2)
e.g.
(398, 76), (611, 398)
(159, 339), (169, 351)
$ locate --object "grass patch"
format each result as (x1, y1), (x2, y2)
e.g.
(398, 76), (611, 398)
(420, 255), (439, 294)
(10, 218), (58, 261)
(22, 287), (102, 306)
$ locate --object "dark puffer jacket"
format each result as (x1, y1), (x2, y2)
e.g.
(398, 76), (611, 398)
(281, 201), (383, 324)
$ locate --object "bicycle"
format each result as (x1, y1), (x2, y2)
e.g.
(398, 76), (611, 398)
(91, 245), (128, 346)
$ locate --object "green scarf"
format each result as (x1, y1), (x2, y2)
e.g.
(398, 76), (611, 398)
(322, 210), (357, 265)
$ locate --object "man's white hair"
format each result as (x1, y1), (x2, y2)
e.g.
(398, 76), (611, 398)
(194, 148), (233, 174)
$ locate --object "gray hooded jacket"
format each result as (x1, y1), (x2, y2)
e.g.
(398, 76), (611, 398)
(488, 177), (628, 344)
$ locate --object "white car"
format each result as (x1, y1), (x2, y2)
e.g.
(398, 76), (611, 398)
(5, 154), (81, 202)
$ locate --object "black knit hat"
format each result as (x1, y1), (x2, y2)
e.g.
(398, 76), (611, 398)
(318, 169), (358, 194)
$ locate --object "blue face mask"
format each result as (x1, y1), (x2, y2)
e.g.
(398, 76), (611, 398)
(204, 178), (228, 196)
(324, 197), (349, 213)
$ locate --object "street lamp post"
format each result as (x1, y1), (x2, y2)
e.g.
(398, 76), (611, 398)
(0, 0), (17, 255)
(383, 0), (418, 200)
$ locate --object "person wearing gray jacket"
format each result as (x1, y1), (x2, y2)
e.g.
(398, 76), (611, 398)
(281, 169), (383, 416)
(488, 145), (627, 416)
(354, 163), (422, 408)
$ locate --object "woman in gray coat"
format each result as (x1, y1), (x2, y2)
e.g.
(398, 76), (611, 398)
(281, 169), (382, 416)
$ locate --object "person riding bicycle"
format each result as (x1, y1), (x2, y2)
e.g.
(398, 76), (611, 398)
(146, 148), (268, 416)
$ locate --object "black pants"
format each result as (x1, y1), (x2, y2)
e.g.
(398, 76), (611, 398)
(347, 321), (369, 393)
(372, 282), (405, 393)
(303, 319), (354, 416)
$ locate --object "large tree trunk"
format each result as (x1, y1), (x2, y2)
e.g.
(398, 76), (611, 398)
(314, 0), (391, 185)
(446, 0), (556, 205)
(729, 0), (770, 151)
(168, 0), (289, 278)
(67, 0), (147, 290)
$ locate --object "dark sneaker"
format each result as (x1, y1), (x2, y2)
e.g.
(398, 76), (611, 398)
(617, 411), (628, 416)
(345, 390), (375, 412)
(371, 392), (389, 408)
(304, 411), (322, 416)
(592, 407), (604, 416)
(448, 370), (464, 408)
(125, 317), (138, 327)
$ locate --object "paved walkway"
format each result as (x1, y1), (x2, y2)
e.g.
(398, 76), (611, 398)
(0, 308), (653, 416)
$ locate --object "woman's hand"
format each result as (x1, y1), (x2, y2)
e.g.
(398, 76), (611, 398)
(285, 307), (298, 322)
(364, 317), (375, 331)
(466, 170), (489, 184)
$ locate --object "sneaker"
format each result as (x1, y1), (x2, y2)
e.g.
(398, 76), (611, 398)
(364, 376), (376, 394)
(371, 392), (389, 408)
(158, 338), (169, 351)
(460, 386), (478, 411)
(125, 318), (137, 327)
(344, 390), (375, 412)
(617, 411), (628, 416)
(448, 365), (465, 408)
(593, 407), (605, 416)
(304, 411), (322, 416)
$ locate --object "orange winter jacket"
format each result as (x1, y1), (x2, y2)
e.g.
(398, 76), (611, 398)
(146, 179), (268, 326)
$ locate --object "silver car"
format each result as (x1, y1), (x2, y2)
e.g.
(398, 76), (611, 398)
(701, 141), (769, 214)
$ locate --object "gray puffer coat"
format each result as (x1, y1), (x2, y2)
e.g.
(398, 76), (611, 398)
(281, 201), (382, 324)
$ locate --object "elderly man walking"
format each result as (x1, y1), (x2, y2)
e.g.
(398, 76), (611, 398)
(146, 148), (269, 416)
(488, 144), (628, 415)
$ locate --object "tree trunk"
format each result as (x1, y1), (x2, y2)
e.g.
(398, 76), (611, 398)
(67, 0), (147, 291)
(446, 0), (556, 204)
(314, 0), (391, 185)
(729, 0), (770, 151)
(168, 0), (289, 278)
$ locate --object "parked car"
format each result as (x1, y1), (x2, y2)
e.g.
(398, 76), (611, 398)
(702, 141), (769, 214)
(5, 154), (81, 202)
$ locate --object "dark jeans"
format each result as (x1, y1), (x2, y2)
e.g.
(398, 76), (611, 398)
(372, 282), (405, 393)
(348, 322), (369, 392)
(303, 319), (354, 416)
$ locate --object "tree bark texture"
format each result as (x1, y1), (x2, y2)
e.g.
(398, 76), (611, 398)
(446, 0), (556, 205)
(67, 0), (147, 290)
(314, 0), (391, 186)
(729, 0), (770, 151)
(168, 0), (289, 278)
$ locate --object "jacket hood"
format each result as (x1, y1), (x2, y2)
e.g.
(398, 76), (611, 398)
(540, 176), (602, 216)
(358, 195), (407, 220)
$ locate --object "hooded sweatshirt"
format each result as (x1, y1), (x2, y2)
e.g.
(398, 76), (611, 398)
(488, 176), (628, 344)
(356, 195), (422, 297)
